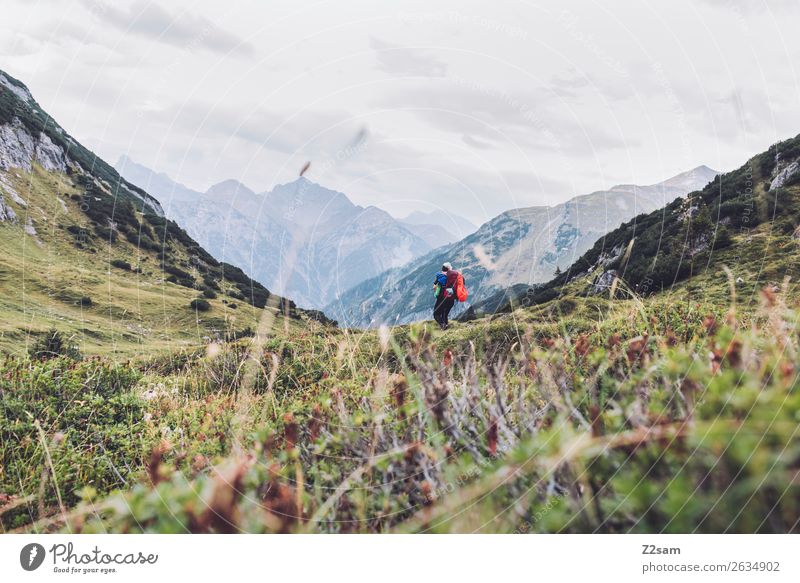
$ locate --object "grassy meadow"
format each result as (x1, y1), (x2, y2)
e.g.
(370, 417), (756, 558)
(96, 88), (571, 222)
(1, 156), (799, 534)
(2, 268), (798, 533)
(0, 165), (306, 358)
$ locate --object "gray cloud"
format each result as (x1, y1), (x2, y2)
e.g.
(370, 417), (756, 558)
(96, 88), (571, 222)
(461, 134), (493, 149)
(379, 80), (636, 155)
(146, 100), (358, 160)
(370, 38), (447, 77)
(4, 0), (800, 223)
(699, 0), (799, 11)
(0, 32), (40, 57)
(84, 0), (253, 56)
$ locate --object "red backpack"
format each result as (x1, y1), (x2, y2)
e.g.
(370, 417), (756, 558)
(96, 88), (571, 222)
(454, 273), (468, 302)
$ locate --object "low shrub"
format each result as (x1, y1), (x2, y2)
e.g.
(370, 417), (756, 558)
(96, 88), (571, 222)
(190, 298), (211, 312)
(28, 329), (81, 361)
(110, 259), (131, 271)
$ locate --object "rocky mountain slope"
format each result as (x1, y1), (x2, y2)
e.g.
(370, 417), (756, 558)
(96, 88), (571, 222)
(481, 133), (800, 316)
(325, 166), (718, 327)
(0, 69), (330, 355)
(116, 157), (434, 309)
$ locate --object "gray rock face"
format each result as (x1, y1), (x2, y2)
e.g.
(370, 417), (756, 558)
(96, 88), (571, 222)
(597, 244), (624, 268)
(24, 216), (37, 236)
(0, 194), (17, 223)
(0, 172), (26, 207)
(0, 119), (69, 174)
(0, 119), (36, 172)
(591, 269), (619, 294)
(34, 132), (68, 172)
(770, 160), (799, 190)
(0, 69), (167, 226)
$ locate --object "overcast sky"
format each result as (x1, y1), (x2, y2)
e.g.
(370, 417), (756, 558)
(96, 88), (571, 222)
(2, 0), (800, 223)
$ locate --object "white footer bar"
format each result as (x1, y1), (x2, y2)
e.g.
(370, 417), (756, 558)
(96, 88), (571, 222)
(1, 534), (796, 582)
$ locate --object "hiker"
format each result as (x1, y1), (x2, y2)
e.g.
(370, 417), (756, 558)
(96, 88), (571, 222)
(433, 262), (467, 329)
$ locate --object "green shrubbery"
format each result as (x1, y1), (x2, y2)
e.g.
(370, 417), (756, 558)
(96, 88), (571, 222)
(28, 329), (81, 361)
(110, 259), (131, 271)
(518, 140), (800, 308)
(189, 298), (211, 312)
(0, 356), (144, 529)
(1, 293), (792, 534)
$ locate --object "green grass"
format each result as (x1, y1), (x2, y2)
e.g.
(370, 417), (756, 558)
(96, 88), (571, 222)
(0, 165), (311, 358)
(1, 155), (799, 534)
(2, 284), (798, 533)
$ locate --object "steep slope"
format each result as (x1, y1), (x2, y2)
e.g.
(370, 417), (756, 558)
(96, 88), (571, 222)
(1, 72), (162, 216)
(116, 159), (434, 308)
(326, 166), (718, 327)
(485, 133), (800, 316)
(0, 69), (331, 356)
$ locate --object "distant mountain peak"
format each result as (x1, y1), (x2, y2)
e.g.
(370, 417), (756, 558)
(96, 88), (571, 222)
(268, 177), (354, 210)
(400, 209), (479, 239)
(206, 179), (256, 198)
(604, 166), (719, 194)
(272, 175), (317, 190)
(116, 160), (434, 309)
(658, 165), (720, 190)
(116, 154), (179, 183)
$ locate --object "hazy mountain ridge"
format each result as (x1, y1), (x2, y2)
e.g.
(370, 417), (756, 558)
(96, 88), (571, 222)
(481, 135), (800, 316)
(324, 166), (719, 327)
(116, 159), (437, 309)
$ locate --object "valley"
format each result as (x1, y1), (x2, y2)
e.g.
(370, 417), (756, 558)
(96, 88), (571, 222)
(1, 68), (798, 535)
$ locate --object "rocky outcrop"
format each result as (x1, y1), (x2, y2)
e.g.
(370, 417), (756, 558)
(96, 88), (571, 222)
(770, 160), (799, 190)
(24, 216), (37, 236)
(0, 119), (36, 172)
(590, 269), (619, 294)
(0, 194), (17, 223)
(0, 172), (26, 207)
(597, 244), (624, 268)
(0, 119), (69, 174)
(34, 133), (68, 172)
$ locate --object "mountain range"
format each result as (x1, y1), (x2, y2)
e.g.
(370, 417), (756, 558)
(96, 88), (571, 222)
(0, 69), (330, 354)
(324, 165), (719, 327)
(482, 133), (800, 317)
(0, 65), (725, 338)
(115, 156), (478, 309)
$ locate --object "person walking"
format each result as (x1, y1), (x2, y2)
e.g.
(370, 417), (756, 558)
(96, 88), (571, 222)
(433, 262), (464, 330)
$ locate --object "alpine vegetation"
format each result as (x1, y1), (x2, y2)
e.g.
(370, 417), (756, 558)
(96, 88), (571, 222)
(1, 6), (800, 540)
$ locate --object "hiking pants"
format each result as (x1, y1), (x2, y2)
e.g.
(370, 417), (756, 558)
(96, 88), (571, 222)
(434, 296), (455, 326)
